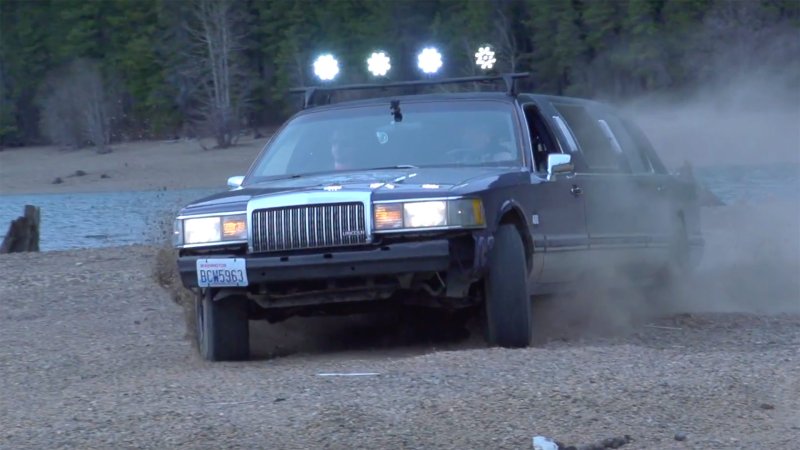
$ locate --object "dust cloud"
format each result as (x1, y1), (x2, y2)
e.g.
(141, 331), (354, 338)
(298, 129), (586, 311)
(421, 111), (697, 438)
(558, 64), (800, 332)
(535, 22), (800, 335)
(620, 73), (800, 169)
(533, 199), (800, 343)
(628, 75), (798, 315)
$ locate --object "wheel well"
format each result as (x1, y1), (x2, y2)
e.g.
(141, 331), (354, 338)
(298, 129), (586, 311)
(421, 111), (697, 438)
(499, 209), (533, 271)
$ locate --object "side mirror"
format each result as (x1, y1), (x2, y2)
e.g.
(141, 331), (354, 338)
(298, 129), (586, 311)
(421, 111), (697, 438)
(227, 175), (244, 189)
(547, 154), (573, 177)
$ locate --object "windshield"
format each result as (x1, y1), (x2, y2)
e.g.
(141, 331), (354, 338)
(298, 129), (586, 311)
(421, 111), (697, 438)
(246, 100), (521, 182)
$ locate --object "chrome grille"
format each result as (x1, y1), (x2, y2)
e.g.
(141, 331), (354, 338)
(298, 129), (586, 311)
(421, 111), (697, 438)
(251, 202), (367, 253)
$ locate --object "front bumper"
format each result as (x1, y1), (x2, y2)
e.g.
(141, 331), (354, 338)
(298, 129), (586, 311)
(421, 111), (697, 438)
(178, 240), (453, 289)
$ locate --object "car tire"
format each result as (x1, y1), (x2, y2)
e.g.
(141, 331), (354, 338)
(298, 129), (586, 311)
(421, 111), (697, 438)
(195, 289), (250, 361)
(484, 224), (532, 348)
(651, 215), (693, 297)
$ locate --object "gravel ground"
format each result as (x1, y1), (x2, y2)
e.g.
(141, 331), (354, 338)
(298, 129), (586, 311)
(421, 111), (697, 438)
(1, 243), (798, 450)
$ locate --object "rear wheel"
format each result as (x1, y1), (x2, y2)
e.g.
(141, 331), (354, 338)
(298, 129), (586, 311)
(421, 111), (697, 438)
(670, 216), (691, 274)
(484, 224), (533, 348)
(195, 289), (250, 361)
(659, 216), (692, 282)
(650, 215), (693, 300)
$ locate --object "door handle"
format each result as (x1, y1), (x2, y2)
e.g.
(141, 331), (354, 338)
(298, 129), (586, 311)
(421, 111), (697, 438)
(570, 184), (582, 196)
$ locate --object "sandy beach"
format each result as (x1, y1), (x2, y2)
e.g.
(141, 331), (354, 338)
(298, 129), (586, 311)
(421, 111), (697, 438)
(0, 209), (798, 448)
(0, 137), (267, 195)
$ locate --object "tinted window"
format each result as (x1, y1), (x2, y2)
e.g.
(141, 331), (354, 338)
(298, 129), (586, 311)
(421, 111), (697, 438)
(620, 117), (667, 173)
(552, 102), (626, 172)
(246, 101), (521, 182)
(597, 115), (653, 173)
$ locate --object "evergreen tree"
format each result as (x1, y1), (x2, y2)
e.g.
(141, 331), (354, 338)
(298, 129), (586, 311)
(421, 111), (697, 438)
(0, 0), (798, 147)
(0, 0), (58, 144)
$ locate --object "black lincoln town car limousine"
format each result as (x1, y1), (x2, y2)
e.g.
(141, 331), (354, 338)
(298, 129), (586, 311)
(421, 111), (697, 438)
(173, 73), (704, 361)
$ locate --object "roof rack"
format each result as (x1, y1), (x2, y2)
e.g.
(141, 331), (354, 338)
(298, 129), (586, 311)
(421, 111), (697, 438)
(289, 72), (530, 109)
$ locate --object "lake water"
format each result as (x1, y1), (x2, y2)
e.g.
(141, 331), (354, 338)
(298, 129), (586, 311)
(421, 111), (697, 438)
(1, 164), (798, 251)
(0, 188), (219, 251)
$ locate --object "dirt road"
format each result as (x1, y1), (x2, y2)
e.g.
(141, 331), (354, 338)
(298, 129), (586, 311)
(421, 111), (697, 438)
(1, 241), (798, 450)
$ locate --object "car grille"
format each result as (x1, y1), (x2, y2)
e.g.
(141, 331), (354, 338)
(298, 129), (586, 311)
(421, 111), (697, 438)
(251, 202), (368, 253)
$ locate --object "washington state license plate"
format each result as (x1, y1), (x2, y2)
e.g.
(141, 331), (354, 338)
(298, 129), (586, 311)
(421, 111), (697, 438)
(196, 258), (248, 287)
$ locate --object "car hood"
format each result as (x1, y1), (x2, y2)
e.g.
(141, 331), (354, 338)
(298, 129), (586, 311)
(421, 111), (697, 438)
(179, 166), (520, 216)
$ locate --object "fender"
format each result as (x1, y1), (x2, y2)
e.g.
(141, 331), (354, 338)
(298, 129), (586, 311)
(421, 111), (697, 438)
(495, 198), (534, 271)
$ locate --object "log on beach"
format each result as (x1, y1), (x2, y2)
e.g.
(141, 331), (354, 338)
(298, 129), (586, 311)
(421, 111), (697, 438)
(1, 205), (41, 253)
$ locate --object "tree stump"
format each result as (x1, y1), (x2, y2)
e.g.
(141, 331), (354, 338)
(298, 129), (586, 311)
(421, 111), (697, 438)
(1, 205), (41, 253)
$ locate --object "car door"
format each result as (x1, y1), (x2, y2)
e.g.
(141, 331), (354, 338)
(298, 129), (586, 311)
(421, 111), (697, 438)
(520, 102), (589, 285)
(592, 104), (677, 252)
(548, 99), (667, 278)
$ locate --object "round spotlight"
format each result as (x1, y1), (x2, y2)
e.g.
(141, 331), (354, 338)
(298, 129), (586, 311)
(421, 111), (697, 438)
(417, 47), (443, 74)
(475, 45), (496, 70)
(367, 51), (391, 77)
(313, 54), (340, 81)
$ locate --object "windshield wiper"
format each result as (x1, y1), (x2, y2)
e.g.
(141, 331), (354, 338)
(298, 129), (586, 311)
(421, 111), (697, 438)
(249, 173), (303, 183)
(367, 164), (418, 170)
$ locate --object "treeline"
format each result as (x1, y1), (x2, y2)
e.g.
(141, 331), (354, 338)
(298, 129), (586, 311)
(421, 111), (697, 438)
(1, 0), (798, 149)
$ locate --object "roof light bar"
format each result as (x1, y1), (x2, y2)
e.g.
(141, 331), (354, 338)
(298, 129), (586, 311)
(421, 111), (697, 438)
(290, 72), (531, 109)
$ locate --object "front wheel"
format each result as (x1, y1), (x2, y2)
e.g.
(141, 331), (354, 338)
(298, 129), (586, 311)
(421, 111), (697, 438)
(484, 224), (533, 348)
(195, 289), (250, 361)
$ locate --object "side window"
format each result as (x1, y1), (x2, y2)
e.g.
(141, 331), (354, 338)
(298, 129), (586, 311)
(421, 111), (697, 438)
(620, 117), (667, 174)
(551, 115), (579, 153)
(597, 119), (624, 155)
(523, 104), (561, 172)
(552, 102), (629, 172)
(595, 109), (655, 174)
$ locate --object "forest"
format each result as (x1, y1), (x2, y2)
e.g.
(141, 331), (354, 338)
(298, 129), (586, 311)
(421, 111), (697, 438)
(1, 0), (798, 150)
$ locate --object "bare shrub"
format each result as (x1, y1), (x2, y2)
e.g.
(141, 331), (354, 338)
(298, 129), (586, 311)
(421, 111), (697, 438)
(37, 58), (120, 153)
(182, 0), (253, 149)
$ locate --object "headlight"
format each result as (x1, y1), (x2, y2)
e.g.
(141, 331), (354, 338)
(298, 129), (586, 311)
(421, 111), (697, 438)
(374, 199), (485, 231)
(404, 201), (446, 228)
(185, 217), (221, 244)
(176, 214), (247, 246)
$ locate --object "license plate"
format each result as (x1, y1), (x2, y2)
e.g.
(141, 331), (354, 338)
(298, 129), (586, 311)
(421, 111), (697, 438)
(196, 258), (248, 287)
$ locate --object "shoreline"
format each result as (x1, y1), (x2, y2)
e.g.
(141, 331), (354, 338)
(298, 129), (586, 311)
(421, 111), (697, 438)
(2, 185), (219, 197)
(2, 136), (797, 197)
(0, 137), (266, 196)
